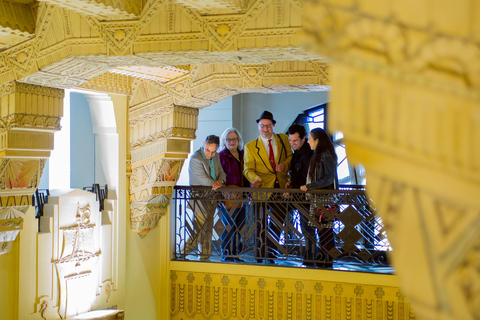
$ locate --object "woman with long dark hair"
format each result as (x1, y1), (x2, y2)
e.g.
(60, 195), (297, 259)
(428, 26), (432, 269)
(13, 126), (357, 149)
(300, 128), (337, 268)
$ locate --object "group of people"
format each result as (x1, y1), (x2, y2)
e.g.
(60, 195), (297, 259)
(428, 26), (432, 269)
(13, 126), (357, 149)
(187, 110), (338, 268)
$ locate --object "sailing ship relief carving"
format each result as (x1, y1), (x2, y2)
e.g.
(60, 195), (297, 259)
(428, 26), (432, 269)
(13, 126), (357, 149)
(58, 203), (98, 266)
(51, 194), (102, 319)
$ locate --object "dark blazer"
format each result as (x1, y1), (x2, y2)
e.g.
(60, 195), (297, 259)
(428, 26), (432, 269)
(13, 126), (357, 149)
(289, 142), (313, 189)
(306, 152), (337, 190)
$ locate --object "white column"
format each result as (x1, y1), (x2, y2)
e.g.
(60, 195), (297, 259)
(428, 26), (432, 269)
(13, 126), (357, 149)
(49, 90), (71, 189)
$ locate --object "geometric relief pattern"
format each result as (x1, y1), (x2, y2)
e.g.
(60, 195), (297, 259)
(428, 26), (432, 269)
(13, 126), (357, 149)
(457, 234), (480, 319)
(156, 160), (183, 182)
(0, 159), (44, 189)
(365, 172), (480, 320)
(170, 270), (416, 320)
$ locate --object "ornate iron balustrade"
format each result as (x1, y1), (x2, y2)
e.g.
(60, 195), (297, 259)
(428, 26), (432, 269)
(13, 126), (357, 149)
(83, 184), (108, 211)
(173, 186), (391, 270)
(33, 188), (50, 219)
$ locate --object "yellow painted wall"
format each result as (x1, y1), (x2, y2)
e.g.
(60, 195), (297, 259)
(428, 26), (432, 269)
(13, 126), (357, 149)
(0, 234), (19, 320)
(125, 225), (161, 319)
(110, 94), (129, 313)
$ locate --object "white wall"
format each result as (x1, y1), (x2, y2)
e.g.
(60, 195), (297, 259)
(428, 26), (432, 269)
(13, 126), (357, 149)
(234, 91), (330, 143)
(176, 97), (233, 186)
(70, 92), (96, 189)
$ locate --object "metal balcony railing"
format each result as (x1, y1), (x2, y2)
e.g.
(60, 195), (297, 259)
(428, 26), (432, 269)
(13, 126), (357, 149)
(33, 188), (50, 219)
(173, 186), (392, 272)
(83, 184), (108, 211)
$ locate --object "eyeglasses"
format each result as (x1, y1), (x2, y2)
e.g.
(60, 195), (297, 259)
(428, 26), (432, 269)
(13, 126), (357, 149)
(226, 138), (238, 142)
(258, 124), (273, 129)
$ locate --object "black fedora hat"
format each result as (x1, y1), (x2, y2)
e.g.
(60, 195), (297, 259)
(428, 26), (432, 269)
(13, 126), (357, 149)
(256, 110), (276, 124)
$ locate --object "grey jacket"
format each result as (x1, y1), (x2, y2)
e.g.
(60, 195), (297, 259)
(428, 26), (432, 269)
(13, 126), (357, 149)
(188, 148), (226, 186)
(187, 148), (226, 214)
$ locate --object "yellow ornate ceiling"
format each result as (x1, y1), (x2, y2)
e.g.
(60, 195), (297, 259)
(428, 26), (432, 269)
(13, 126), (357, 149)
(0, 0), (325, 93)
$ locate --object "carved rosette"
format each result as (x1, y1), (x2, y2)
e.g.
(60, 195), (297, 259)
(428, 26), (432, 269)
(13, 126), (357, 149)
(206, 18), (242, 52)
(105, 24), (137, 56)
(302, 2), (480, 320)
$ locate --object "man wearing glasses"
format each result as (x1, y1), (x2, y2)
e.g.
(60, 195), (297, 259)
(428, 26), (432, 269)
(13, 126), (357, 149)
(244, 110), (292, 264)
(187, 135), (226, 260)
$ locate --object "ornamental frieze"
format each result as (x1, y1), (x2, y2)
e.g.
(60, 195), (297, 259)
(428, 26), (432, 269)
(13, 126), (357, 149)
(170, 269), (416, 320)
(205, 19), (242, 52)
(0, 113), (61, 131)
(0, 82), (64, 98)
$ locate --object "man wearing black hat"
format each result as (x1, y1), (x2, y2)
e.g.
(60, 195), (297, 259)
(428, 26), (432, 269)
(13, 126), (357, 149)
(244, 110), (293, 263)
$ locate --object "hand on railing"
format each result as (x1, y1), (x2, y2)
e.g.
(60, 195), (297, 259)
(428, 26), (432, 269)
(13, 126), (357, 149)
(212, 179), (223, 190)
(252, 178), (262, 188)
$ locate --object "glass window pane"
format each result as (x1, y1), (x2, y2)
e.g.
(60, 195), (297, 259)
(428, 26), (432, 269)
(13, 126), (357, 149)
(313, 114), (324, 123)
(333, 131), (344, 141)
(335, 145), (346, 161)
(337, 160), (350, 180)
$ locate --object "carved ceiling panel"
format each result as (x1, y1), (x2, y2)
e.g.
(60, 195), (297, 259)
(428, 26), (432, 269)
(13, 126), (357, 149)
(111, 66), (189, 83)
(176, 0), (250, 15)
(0, 0), (321, 91)
(0, 0), (35, 50)
(39, 0), (141, 21)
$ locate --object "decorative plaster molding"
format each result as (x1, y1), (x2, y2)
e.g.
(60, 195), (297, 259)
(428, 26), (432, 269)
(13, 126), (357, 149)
(170, 269), (416, 319)
(130, 195), (169, 237)
(0, 115), (61, 132)
(129, 158), (185, 236)
(0, 0), (35, 50)
(0, 159), (46, 190)
(176, 0), (249, 15)
(78, 72), (133, 95)
(105, 23), (137, 57)
(40, 0), (140, 21)
(0, 206), (27, 255)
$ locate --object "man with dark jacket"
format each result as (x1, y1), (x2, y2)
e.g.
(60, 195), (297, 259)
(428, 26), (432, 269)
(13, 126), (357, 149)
(286, 124), (316, 266)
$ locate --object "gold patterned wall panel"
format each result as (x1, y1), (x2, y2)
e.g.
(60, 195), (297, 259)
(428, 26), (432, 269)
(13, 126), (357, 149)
(170, 267), (416, 320)
(302, 1), (480, 320)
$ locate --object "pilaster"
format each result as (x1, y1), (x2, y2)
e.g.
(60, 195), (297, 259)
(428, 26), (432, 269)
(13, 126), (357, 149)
(129, 105), (198, 237)
(303, 2), (480, 320)
(0, 81), (63, 253)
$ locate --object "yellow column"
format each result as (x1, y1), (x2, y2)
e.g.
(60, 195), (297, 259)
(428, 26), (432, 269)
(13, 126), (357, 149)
(0, 81), (63, 318)
(129, 105), (197, 237)
(302, 1), (480, 320)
